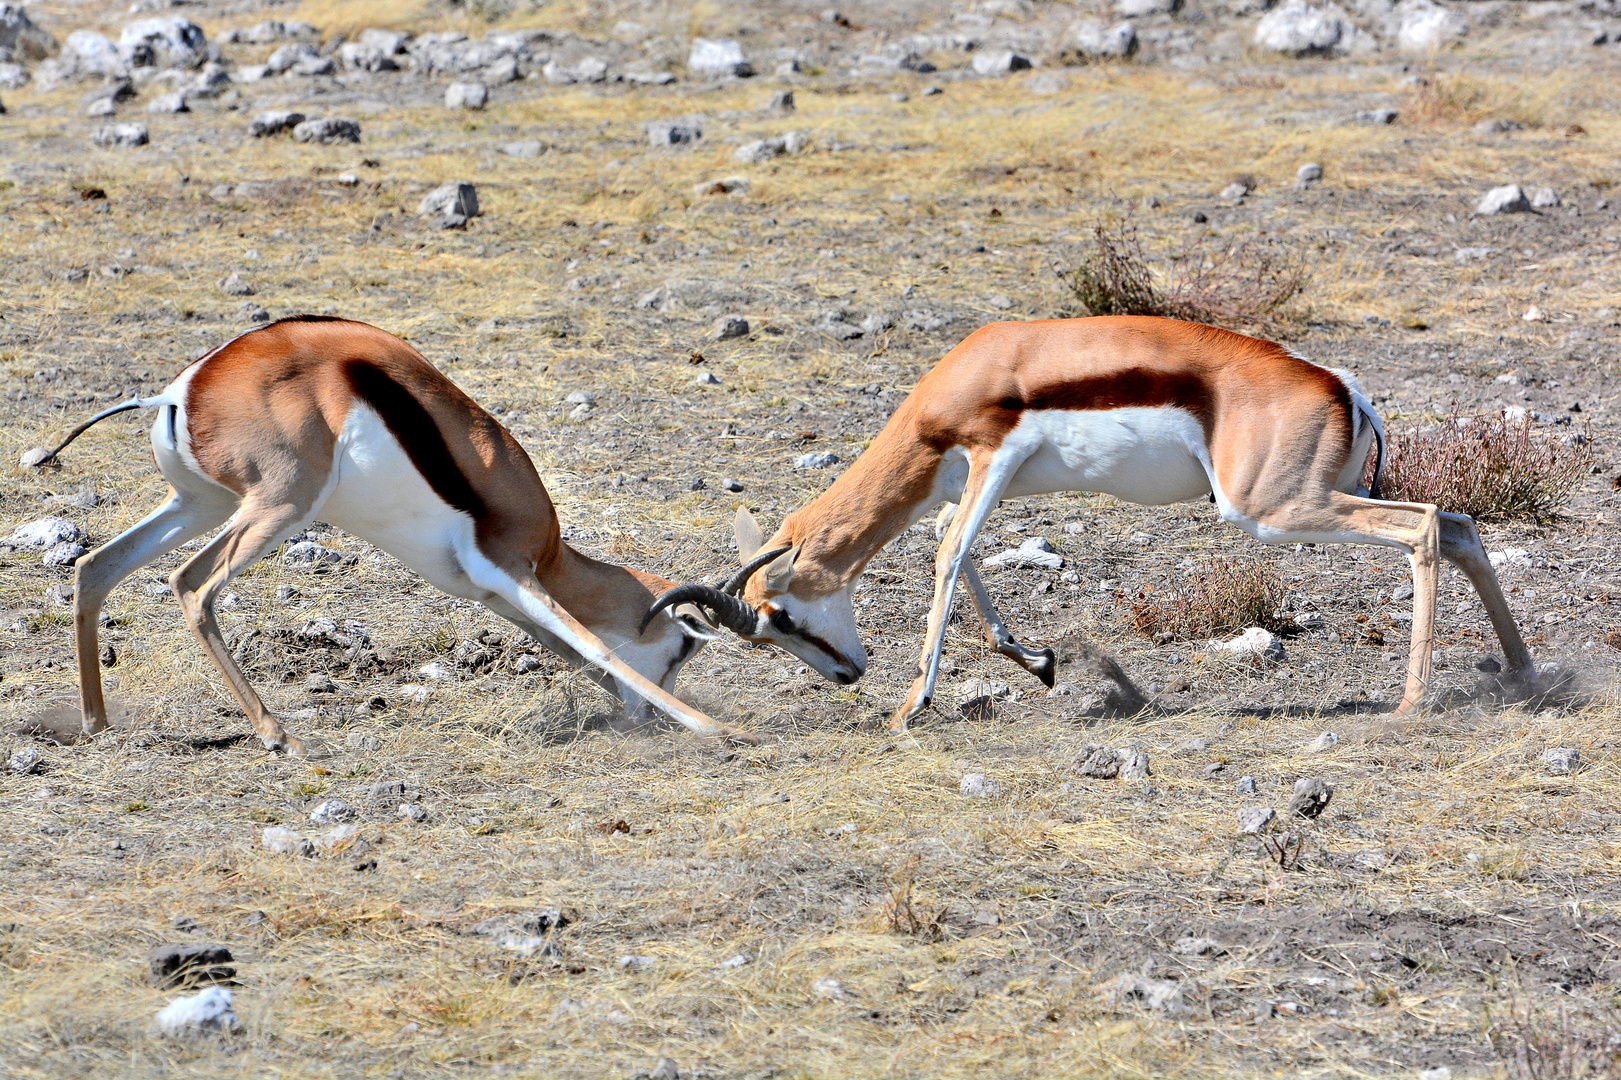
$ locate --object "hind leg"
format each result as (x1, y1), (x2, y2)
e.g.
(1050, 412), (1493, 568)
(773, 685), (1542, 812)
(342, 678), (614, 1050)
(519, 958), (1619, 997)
(1248, 492), (1440, 715)
(74, 490), (236, 735)
(959, 561), (1056, 687)
(172, 497), (319, 754)
(1438, 511), (1536, 689)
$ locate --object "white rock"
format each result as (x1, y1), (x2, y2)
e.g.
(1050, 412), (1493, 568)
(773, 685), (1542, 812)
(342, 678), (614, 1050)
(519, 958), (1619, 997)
(1238, 805), (1276, 834)
(1541, 747), (1580, 775)
(337, 42), (398, 72)
(714, 315), (749, 339)
(399, 803), (428, 822)
(119, 17), (207, 69)
(7, 517), (83, 551)
(794, 452), (839, 469)
(1395, 0), (1467, 53)
(8, 747), (42, 774)
(92, 123), (149, 148)
(985, 536), (1065, 570)
(971, 49), (1033, 76)
(735, 137), (787, 164)
(155, 987), (239, 1038)
(219, 272), (254, 296)
(146, 91), (188, 114)
(1522, 306), (1544, 323)
(250, 110), (305, 137)
(1236, 775), (1258, 795)
(1106, 976), (1190, 1015)
(783, 130), (809, 154)
(262, 826), (315, 857)
(1220, 181), (1249, 200)
(1308, 731), (1339, 753)
(265, 42), (318, 74)
(1296, 162), (1323, 185)
(689, 38), (751, 78)
(695, 371), (722, 386)
(1530, 187), (1560, 209)
(1254, 1), (1374, 55)
(1171, 936), (1223, 956)
(1293, 611), (1326, 631)
(0, 4), (56, 62)
(1417, 1068), (1452, 1080)
(445, 81), (488, 109)
(309, 799), (357, 825)
(957, 679), (1011, 711)
(292, 118), (361, 144)
(314, 823), (360, 852)
(282, 540), (340, 566)
(813, 976), (847, 999)
(619, 954), (655, 970)
(1477, 185), (1530, 215)
(419, 660), (455, 681)
(645, 116), (704, 146)
(1210, 627), (1286, 663)
(43, 541), (88, 568)
(415, 180), (479, 219)
(1118, 749), (1152, 781)
(359, 28), (411, 55)
(1117, 0), (1178, 13)
(719, 952), (753, 968)
(959, 773), (999, 797)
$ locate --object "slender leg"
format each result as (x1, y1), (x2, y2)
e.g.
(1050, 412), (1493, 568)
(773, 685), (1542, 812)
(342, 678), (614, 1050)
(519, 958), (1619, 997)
(890, 447), (1027, 732)
(469, 555), (759, 745)
(1437, 511), (1536, 687)
(959, 560), (1056, 687)
(73, 490), (235, 735)
(482, 596), (622, 701)
(171, 498), (317, 755)
(1250, 492), (1440, 715)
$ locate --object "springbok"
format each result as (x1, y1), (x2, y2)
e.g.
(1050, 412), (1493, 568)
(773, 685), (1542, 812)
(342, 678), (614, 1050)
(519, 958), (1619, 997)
(646, 316), (1538, 732)
(34, 315), (756, 753)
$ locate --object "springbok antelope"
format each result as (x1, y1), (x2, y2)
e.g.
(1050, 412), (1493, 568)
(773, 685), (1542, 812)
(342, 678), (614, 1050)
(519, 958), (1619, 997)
(646, 316), (1538, 732)
(34, 315), (755, 753)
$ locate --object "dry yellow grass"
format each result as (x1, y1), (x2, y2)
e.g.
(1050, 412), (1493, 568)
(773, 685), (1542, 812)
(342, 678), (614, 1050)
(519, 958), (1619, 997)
(2, 30), (1620, 1078)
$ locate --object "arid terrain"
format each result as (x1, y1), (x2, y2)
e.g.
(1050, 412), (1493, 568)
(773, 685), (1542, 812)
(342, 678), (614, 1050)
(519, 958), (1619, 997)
(1, 0), (1619, 1076)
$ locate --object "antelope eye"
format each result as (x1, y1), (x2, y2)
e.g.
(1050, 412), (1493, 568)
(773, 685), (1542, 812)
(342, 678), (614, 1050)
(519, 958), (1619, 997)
(770, 608), (796, 633)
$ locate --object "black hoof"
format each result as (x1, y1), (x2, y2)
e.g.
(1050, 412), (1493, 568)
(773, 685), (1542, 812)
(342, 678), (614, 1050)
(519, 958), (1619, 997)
(1030, 647), (1057, 688)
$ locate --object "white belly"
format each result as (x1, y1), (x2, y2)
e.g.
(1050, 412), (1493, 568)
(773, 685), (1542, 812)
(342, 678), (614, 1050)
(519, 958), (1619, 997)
(319, 404), (486, 598)
(1001, 406), (1214, 505)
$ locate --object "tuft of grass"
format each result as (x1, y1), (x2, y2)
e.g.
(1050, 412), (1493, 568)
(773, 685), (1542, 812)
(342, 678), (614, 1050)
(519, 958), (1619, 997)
(1487, 995), (1621, 1080)
(1065, 219), (1309, 337)
(1127, 556), (1289, 641)
(1378, 414), (1593, 522)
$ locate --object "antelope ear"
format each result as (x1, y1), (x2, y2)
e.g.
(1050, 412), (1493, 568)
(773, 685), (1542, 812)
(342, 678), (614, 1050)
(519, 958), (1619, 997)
(734, 507), (765, 564)
(763, 544), (799, 593)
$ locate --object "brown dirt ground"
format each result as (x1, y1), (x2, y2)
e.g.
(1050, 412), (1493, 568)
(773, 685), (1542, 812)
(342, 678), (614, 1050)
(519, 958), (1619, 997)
(1, 1), (1620, 1077)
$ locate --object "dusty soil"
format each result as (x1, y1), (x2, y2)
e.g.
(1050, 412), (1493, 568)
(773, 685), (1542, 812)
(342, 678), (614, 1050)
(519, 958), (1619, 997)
(1, 0), (1619, 1076)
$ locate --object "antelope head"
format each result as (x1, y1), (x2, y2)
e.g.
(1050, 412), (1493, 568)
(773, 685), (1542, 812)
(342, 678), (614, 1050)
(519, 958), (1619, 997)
(642, 508), (867, 685)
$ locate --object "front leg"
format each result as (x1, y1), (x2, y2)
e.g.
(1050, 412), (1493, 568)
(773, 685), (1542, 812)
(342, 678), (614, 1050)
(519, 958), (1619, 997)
(959, 560), (1055, 688)
(890, 447), (1027, 733)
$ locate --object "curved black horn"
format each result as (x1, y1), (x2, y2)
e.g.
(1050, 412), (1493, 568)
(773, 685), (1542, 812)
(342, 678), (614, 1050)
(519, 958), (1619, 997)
(641, 584), (760, 636)
(721, 546), (792, 596)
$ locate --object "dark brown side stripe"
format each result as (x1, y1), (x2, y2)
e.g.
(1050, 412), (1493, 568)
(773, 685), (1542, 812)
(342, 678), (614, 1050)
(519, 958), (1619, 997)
(343, 359), (487, 522)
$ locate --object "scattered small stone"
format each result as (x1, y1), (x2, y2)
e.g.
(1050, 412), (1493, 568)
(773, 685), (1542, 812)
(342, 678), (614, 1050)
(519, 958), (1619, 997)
(649, 1059), (680, 1080)
(695, 371), (722, 386)
(399, 803), (428, 822)
(8, 747), (42, 774)
(314, 824), (361, 853)
(1541, 747), (1580, 775)
(1286, 777), (1333, 818)
(692, 176), (749, 197)
(445, 81), (487, 110)
(959, 773), (999, 797)
(1296, 162), (1323, 185)
(619, 954), (655, 970)
(309, 799), (357, 825)
(513, 655), (543, 673)
(1105, 976), (1189, 1016)
(1119, 749), (1152, 781)
(1238, 805), (1276, 834)
(721, 478), (744, 492)
(688, 37), (752, 78)
(1293, 611), (1326, 631)
(1236, 775), (1257, 795)
(148, 943), (235, 988)
(1210, 627), (1286, 663)
(971, 49), (1032, 76)
(794, 451), (839, 469)
(1254, 1), (1373, 56)
(984, 536), (1064, 570)
(713, 315), (749, 340)
(282, 540), (341, 567)
(1170, 937), (1224, 957)
(1530, 187), (1561, 209)
(419, 181), (478, 219)
(91, 123), (149, 148)
(219, 272), (254, 297)
(1355, 108), (1399, 125)
(1477, 184), (1530, 215)
(813, 976), (847, 1000)
(768, 89), (795, 112)
(1307, 731), (1339, 753)
(1069, 20), (1138, 59)
(719, 952), (753, 968)
(155, 987), (240, 1039)
(292, 118), (361, 144)
(1220, 180), (1249, 200)
(146, 91), (187, 114)
(645, 116), (704, 147)
(957, 679), (1010, 714)
(8, 517), (83, 551)
(1203, 762), (1227, 778)
(1473, 118), (1522, 136)
(499, 140), (543, 159)
(249, 110), (304, 137)
(262, 826), (315, 857)
(43, 541), (88, 568)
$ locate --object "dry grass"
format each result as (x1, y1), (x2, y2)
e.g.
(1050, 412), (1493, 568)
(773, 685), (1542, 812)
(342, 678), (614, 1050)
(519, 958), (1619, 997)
(1379, 414), (1593, 522)
(0, 21), (1619, 1079)
(1065, 219), (1309, 337)
(1127, 557), (1289, 642)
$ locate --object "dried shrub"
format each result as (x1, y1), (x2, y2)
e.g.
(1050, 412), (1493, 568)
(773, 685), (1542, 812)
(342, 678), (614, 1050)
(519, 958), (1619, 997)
(1064, 219), (1309, 337)
(1378, 414), (1592, 522)
(1487, 996), (1621, 1080)
(874, 857), (944, 940)
(1128, 557), (1289, 641)
(1408, 70), (1558, 129)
